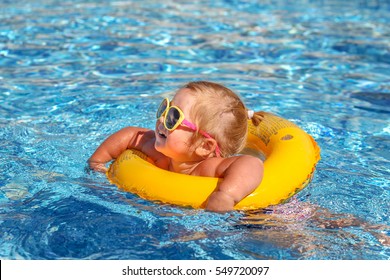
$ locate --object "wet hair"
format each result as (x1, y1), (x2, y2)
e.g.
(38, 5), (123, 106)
(183, 81), (262, 157)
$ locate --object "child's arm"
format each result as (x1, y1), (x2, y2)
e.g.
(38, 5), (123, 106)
(205, 155), (263, 212)
(88, 127), (154, 172)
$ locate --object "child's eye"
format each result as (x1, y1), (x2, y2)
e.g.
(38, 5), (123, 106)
(166, 109), (180, 129)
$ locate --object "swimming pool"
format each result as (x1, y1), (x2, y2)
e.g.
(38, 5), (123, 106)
(0, 0), (389, 260)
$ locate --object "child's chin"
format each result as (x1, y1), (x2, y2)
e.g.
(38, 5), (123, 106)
(154, 141), (165, 152)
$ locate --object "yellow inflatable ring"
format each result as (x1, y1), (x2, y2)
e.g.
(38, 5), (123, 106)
(107, 112), (321, 210)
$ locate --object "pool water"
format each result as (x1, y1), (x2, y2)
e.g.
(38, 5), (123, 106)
(1, 0), (389, 260)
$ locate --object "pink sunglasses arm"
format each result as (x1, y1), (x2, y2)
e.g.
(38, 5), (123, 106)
(182, 119), (221, 157)
(181, 119), (197, 131)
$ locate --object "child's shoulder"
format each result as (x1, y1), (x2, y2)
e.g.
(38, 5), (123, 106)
(127, 128), (170, 169)
(192, 155), (263, 178)
(193, 155), (260, 178)
(117, 126), (155, 144)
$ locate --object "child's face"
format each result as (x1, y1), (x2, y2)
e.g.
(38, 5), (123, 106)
(154, 88), (199, 161)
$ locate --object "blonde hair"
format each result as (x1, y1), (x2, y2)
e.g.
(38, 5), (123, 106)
(182, 81), (261, 157)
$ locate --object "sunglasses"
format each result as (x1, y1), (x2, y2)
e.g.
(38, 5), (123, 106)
(156, 98), (221, 157)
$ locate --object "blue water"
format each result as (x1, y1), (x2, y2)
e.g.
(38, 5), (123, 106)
(1, 0), (389, 260)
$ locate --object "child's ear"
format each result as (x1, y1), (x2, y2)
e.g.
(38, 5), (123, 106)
(195, 138), (218, 158)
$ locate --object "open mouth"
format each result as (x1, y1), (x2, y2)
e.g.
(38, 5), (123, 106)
(158, 131), (167, 139)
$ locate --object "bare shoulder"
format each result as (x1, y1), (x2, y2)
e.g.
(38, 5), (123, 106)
(193, 155), (263, 178)
(105, 126), (152, 149)
(89, 126), (157, 172)
(112, 127), (169, 168)
(113, 126), (151, 143)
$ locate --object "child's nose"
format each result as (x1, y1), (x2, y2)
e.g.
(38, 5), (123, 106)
(157, 117), (165, 130)
(157, 115), (165, 126)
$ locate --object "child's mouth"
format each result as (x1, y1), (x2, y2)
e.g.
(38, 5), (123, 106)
(158, 131), (167, 139)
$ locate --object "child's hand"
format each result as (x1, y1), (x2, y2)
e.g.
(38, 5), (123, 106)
(88, 161), (108, 173)
(205, 155), (263, 212)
